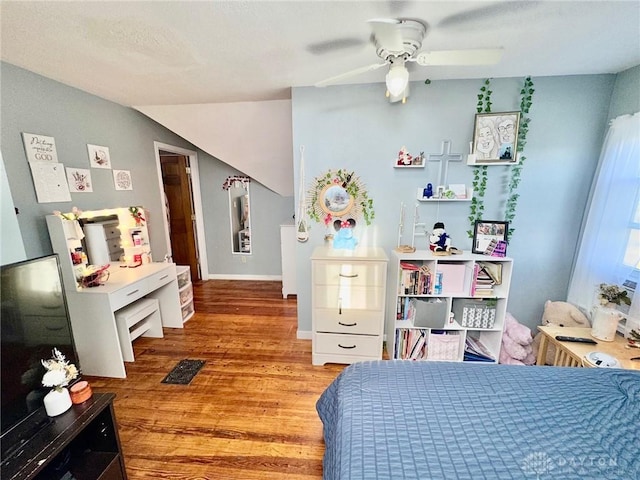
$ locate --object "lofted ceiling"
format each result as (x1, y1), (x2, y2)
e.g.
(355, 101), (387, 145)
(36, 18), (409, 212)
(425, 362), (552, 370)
(2, 1), (639, 196)
(2, 1), (639, 106)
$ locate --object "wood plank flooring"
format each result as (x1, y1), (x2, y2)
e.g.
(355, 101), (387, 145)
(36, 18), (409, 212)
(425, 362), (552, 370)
(85, 280), (345, 479)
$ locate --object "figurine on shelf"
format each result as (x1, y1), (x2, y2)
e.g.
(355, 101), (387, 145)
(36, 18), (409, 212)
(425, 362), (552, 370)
(396, 146), (413, 166)
(429, 222), (462, 255)
(423, 183), (433, 198)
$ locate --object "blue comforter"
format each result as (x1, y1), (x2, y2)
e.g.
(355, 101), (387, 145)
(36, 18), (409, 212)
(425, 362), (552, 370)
(316, 361), (640, 479)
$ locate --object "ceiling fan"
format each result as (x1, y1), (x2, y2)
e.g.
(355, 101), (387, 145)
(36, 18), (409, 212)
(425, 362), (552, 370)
(314, 18), (503, 102)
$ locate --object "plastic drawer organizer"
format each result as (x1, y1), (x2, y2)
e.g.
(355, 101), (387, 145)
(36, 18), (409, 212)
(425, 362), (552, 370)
(176, 265), (195, 323)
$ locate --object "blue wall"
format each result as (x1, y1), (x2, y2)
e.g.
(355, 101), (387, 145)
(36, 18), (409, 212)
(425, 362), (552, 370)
(292, 74), (616, 331)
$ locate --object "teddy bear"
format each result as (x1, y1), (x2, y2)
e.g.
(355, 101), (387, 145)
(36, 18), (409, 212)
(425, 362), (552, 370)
(499, 312), (536, 365)
(531, 300), (590, 365)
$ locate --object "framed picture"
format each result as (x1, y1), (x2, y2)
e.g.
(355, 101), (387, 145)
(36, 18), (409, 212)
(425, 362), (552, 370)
(472, 220), (509, 254)
(472, 112), (520, 163)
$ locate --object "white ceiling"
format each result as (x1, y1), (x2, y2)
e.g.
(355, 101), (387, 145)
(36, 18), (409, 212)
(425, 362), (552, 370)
(2, 1), (639, 107)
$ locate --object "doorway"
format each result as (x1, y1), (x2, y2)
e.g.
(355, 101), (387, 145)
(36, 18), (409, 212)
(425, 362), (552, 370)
(153, 142), (207, 282)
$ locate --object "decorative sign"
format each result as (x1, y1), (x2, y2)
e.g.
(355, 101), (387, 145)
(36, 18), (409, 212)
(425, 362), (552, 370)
(87, 144), (111, 169)
(28, 162), (71, 203)
(66, 167), (93, 193)
(113, 170), (133, 191)
(22, 133), (59, 163)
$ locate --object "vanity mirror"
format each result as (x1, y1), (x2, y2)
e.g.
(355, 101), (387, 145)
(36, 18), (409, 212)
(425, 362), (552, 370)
(228, 179), (251, 254)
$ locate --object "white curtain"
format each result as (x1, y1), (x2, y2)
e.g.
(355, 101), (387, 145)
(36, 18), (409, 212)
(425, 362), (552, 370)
(567, 112), (640, 331)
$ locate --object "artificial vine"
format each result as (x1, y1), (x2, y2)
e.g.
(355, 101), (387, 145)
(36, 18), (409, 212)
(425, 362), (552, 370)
(467, 79), (492, 237)
(504, 76), (535, 239)
(307, 169), (375, 226)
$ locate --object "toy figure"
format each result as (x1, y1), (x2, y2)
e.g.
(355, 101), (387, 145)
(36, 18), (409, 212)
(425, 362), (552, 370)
(429, 222), (450, 252)
(333, 219), (358, 250)
(423, 183), (433, 198)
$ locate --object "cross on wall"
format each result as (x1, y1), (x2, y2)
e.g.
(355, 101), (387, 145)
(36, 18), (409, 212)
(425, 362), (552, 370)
(427, 140), (462, 188)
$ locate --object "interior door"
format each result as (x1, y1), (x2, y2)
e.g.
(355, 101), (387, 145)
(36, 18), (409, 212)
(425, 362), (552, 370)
(160, 153), (201, 281)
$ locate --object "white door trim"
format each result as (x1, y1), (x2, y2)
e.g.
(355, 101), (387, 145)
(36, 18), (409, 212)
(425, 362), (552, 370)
(153, 141), (209, 278)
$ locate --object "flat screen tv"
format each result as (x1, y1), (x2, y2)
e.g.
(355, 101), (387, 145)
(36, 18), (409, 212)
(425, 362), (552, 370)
(0, 254), (79, 461)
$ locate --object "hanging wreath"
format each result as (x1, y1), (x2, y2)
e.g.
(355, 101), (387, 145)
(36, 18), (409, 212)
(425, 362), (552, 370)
(307, 169), (375, 226)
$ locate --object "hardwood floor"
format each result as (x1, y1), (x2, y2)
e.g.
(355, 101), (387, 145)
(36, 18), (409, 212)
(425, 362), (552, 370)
(86, 280), (345, 479)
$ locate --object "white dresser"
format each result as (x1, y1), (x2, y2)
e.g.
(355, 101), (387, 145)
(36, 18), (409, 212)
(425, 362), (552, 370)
(311, 246), (388, 366)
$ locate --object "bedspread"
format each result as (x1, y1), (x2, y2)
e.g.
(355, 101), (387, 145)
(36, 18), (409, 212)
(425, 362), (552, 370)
(316, 360), (640, 479)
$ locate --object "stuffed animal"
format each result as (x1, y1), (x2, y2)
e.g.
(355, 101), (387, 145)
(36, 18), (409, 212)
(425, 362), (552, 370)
(499, 312), (536, 365)
(429, 222), (451, 252)
(332, 219), (358, 250)
(531, 300), (590, 365)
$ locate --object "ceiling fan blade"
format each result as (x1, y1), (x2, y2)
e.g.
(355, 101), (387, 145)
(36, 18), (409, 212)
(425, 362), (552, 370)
(315, 62), (388, 87)
(367, 18), (404, 53)
(414, 48), (504, 66)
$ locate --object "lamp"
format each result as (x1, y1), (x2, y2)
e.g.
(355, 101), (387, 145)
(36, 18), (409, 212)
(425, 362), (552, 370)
(385, 61), (409, 97)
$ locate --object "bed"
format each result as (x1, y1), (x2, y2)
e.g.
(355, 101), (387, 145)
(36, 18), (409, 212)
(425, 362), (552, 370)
(316, 361), (640, 480)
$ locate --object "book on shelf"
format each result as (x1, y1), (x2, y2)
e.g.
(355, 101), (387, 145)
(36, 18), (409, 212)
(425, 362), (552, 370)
(395, 328), (428, 360)
(464, 336), (495, 362)
(471, 261), (504, 297)
(399, 262), (432, 296)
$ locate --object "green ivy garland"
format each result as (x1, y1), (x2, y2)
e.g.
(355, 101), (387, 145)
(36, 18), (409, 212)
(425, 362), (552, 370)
(466, 77), (535, 240)
(307, 169), (375, 226)
(504, 76), (535, 239)
(467, 79), (492, 237)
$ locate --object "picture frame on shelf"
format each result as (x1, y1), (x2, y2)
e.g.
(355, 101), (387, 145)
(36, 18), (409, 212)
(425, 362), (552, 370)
(472, 112), (520, 164)
(472, 220), (509, 254)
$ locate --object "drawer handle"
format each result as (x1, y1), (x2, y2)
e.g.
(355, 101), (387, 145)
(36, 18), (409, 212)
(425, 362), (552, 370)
(338, 344), (357, 350)
(126, 289), (140, 297)
(158, 274), (169, 281)
(339, 273), (359, 278)
(338, 321), (357, 327)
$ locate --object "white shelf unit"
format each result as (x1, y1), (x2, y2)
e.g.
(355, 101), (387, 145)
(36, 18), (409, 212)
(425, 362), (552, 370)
(385, 249), (513, 363)
(415, 187), (474, 202)
(177, 265), (195, 323)
(311, 246), (388, 366)
(280, 224), (297, 298)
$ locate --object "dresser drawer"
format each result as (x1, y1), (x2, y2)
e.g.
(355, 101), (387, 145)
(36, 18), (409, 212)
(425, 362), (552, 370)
(313, 285), (385, 311)
(110, 279), (147, 310)
(314, 333), (381, 357)
(103, 223), (120, 239)
(313, 261), (386, 287)
(107, 239), (122, 254)
(315, 308), (383, 335)
(148, 268), (175, 290)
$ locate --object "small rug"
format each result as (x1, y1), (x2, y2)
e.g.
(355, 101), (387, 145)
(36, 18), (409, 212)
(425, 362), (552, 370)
(161, 359), (206, 385)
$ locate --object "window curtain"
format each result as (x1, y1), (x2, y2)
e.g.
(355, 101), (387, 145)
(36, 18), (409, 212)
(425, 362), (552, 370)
(567, 112), (640, 331)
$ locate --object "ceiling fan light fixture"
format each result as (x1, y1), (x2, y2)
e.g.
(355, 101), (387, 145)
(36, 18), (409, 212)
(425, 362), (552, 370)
(385, 63), (409, 97)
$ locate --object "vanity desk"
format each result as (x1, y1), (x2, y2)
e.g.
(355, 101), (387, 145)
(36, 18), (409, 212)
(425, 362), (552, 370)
(46, 214), (183, 378)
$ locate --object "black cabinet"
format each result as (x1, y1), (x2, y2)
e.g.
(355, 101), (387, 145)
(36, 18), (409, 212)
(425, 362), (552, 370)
(2, 393), (127, 480)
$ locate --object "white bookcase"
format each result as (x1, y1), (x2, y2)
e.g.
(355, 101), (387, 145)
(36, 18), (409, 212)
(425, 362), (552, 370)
(385, 249), (513, 363)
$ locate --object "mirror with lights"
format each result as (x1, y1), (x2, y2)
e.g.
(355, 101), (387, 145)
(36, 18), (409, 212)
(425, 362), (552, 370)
(229, 181), (251, 254)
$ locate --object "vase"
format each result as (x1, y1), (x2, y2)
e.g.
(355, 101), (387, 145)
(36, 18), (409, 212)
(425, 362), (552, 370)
(43, 387), (72, 416)
(591, 305), (624, 342)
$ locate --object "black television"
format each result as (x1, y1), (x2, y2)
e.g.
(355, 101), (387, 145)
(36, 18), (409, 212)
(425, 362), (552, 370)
(0, 254), (80, 461)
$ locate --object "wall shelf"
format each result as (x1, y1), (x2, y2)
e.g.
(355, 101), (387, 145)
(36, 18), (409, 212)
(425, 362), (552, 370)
(416, 187), (474, 202)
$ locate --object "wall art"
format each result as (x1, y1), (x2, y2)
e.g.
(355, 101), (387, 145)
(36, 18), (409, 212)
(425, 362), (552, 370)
(472, 112), (520, 163)
(113, 170), (133, 191)
(66, 167), (93, 193)
(21, 132), (59, 163)
(87, 144), (111, 169)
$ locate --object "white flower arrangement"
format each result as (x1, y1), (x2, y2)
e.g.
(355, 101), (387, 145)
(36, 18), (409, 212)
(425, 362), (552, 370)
(41, 348), (79, 392)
